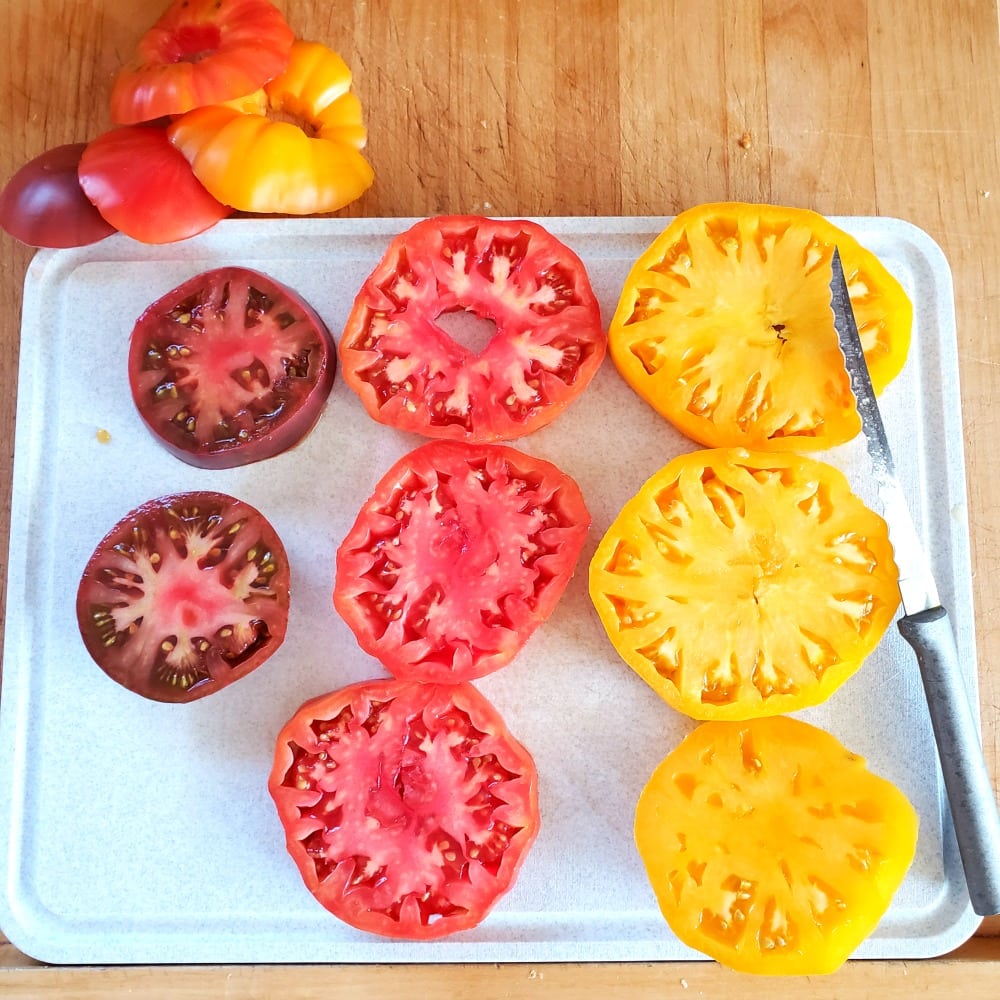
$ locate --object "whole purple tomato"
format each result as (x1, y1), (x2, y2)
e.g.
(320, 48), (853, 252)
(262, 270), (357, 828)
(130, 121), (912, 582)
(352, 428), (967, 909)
(0, 143), (116, 248)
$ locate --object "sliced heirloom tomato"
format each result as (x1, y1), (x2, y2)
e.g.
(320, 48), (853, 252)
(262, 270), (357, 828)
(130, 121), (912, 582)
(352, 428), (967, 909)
(635, 716), (919, 975)
(0, 144), (117, 248)
(110, 0), (294, 124)
(128, 267), (336, 469)
(338, 215), (606, 442)
(335, 441), (591, 683)
(78, 126), (232, 244)
(608, 203), (913, 451)
(589, 448), (900, 720)
(269, 678), (540, 939)
(167, 40), (373, 215)
(76, 491), (290, 703)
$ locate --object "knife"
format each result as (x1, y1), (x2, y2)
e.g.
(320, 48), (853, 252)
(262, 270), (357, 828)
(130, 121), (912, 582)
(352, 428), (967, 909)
(830, 247), (1000, 916)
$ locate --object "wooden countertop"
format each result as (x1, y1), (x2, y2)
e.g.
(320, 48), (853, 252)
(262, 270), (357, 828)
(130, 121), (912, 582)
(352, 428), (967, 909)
(1, 0), (998, 995)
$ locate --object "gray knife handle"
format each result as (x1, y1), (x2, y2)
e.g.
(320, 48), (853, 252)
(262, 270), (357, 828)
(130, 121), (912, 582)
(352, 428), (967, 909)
(898, 606), (1000, 915)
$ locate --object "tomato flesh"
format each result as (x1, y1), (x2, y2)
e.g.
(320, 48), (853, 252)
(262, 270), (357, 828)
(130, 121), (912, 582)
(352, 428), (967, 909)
(128, 267), (336, 469)
(339, 215), (606, 442)
(76, 492), (290, 703)
(334, 441), (591, 682)
(269, 678), (540, 939)
(609, 203), (913, 451)
(635, 717), (918, 974)
(0, 144), (116, 248)
(589, 448), (900, 720)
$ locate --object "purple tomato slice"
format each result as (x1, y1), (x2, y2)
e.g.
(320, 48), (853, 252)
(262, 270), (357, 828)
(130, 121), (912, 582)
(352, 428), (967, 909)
(128, 267), (336, 469)
(269, 677), (540, 939)
(76, 491), (290, 703)
(334, 440), (591, 682)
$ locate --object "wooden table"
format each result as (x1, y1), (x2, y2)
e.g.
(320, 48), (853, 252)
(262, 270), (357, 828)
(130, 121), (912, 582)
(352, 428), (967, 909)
(1, 0), (998, 995)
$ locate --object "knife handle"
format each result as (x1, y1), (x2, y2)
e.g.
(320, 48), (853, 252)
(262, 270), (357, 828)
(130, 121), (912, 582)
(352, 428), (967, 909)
(898, 606), (1000, 915)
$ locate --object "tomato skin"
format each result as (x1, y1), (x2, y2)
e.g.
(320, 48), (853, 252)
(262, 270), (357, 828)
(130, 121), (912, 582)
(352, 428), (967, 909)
(167, 40), (373, 215)
(334, 440), (591, 682)
(589, 448), (900, 720)
(338, 215), (607, 442)
(269, 678), (540, 939)
(609, 203), (913, 451)
(128, 267), (336, 469)
(78, 125), (232, 245)
(110, 0), (295, 124)
(635, 717), (918, 975)
(0, 144), (116, 248)
(76, 491), (290, 704)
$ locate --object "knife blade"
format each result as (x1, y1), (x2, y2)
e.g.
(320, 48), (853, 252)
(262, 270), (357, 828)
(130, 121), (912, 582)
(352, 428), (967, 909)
(830, 247), (1000, 915)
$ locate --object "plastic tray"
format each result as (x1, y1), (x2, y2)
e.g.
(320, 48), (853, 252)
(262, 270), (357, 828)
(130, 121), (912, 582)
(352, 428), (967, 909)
(0, 216), (980, 963)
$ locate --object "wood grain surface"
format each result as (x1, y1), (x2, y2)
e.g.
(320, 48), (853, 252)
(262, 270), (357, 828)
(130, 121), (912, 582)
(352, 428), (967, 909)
(1, 0), (999, 996)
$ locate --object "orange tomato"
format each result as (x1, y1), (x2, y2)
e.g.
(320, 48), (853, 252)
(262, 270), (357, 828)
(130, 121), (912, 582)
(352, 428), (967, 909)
(167, 41), (374, 215)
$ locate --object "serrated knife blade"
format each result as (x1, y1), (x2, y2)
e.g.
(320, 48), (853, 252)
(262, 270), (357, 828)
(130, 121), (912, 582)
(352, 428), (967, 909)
(830, 247), (1000, 915)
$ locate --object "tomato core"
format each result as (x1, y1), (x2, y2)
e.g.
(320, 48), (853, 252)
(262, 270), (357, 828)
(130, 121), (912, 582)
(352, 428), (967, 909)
(164, 25), (223, 63)
(434, 308), (498, 356)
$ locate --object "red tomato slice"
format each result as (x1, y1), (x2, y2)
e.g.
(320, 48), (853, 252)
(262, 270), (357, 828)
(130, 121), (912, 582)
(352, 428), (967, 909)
(339, 215), (606, 442)
(128, 267), (336, 469)
(0, 144), (117, 248)
(110, 0), (294, 125)
(76, 491), (290, 704)
(78, 125), (231, 244)
(269, 678), (540, 939)
(334, 441), (591, 682)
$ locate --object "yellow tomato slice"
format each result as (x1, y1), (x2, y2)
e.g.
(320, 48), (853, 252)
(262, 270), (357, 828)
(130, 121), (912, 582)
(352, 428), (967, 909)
(167, 40), (373, 215)
(635, 716), (918, 975)
(609, 203), (913, 451)
(589, 448), (900, 720)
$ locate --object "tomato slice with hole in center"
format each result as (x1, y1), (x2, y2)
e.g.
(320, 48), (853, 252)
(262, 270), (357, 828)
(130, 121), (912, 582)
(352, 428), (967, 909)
(334, 440), (591, 682)
(109, 0), (294, 124)
(269, 678), (540, 939)
(76, 491), (290, 703)
(338, 215), (607, 442)
(589, 448), (900, 720)
(634, 716), (918, 975)
(128, 267), (336, 469)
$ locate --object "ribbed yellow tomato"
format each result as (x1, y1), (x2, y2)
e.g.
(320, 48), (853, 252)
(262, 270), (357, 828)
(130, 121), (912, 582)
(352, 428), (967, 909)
(589, 448), (900, 720)
(608, 203), (913, 451)
(635, 716), (918, 975)
(167, 40), (373, 215)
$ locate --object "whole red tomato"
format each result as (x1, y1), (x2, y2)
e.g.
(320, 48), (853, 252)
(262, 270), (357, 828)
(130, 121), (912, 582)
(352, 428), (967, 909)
(78, 126), (231, 245)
